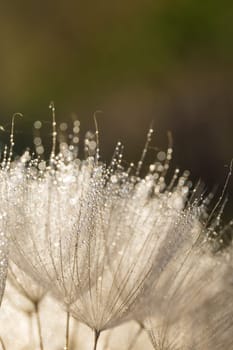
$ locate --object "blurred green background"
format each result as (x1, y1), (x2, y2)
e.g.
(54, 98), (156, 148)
(0, 1), (232, 218)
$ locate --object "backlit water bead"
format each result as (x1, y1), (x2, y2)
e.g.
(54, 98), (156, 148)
(34, 120), (42, 129)
(60, 122), (68, 131)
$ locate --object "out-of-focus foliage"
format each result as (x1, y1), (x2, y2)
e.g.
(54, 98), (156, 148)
(0, 0), (232, 217)
(0, 1), (232, 105)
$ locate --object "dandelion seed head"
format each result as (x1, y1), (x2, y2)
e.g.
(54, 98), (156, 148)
(0, 108), (230, 350)
(0, 114), (195, 333)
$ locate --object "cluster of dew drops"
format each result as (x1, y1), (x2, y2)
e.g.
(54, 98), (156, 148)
(0, 103), (194, 207)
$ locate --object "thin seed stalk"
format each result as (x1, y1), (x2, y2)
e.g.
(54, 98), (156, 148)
(93, 330), (100, 350)
(64, 310), (70, 350)
(0, 337), (6, 350)
(34, 302), (44, 350)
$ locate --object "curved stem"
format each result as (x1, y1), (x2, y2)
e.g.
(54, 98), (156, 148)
(0, 337), (6, 350)
(34, 302), (44, 350)
(93, 330), (100, 350)
(64, 310), (70, 350)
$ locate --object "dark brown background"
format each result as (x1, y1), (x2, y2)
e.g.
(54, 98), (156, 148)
(0, 1), (232, 219)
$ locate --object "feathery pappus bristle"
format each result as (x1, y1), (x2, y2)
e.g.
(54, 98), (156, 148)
(0, 106), (231, 350)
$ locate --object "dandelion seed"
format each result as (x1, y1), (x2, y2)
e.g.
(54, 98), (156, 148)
(143, 206), (232, 350)
(1, 108), (232, 350)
